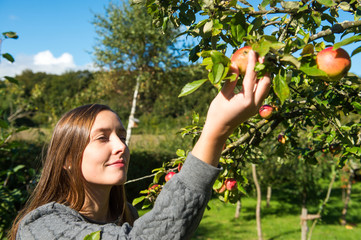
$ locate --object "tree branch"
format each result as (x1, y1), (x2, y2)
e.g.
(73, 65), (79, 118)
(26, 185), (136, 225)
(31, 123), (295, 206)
(310, 20), (361, 41)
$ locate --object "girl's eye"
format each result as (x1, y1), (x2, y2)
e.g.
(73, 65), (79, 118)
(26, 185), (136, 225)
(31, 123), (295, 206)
(96, 136), (109, 142)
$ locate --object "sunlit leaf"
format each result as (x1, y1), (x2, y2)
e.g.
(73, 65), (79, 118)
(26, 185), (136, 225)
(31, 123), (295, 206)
(178, 79), (207, 97)
(300, 66), (328, 77)
(230, 12), (246, 43)
(316, 0), (336, 7)
(273, 72), (290, 104)
(83, 231), (101, 240)
(333, 35), (361, 49)
(281, 54), (301, 69)
(212, 63), (225, 84)
(132, 196), (146, 206)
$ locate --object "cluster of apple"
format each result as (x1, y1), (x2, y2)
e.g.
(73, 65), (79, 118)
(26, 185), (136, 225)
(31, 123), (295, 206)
(231, 45), (351, 82)
(230, 45), (352, 148)
(213, 178), (239, 203)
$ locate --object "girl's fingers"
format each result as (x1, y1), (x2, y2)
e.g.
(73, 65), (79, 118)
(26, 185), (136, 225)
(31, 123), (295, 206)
(254, 73), (271, 107)
(221, 62), (239, 98)
(242, 50), (258, 98)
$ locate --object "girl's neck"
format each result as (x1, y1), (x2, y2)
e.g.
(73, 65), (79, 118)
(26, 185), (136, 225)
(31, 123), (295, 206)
(80, 184), (113, 223)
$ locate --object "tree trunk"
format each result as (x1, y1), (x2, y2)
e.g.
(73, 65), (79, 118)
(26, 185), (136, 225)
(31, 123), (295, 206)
(266, 185), (272, 208)
(235, 198), (242, 219)
(307, 165), (336, 240)
(341, 169), (353, 226)
(126, 74), (141, 146)
(252, 164), (263, 240)
(301, 207), (308, 240)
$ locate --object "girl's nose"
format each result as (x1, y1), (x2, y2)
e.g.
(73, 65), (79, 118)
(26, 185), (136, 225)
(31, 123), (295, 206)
(112, 135), (127, 155)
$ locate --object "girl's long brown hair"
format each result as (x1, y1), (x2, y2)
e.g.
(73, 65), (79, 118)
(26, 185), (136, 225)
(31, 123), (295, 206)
(9, 104), (136, 240)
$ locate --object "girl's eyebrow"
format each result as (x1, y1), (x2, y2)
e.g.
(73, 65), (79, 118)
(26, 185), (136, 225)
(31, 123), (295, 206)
(91, 127), (126, 136)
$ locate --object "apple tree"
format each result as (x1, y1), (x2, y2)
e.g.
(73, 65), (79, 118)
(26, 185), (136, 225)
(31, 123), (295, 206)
(132, 0), (361, 237)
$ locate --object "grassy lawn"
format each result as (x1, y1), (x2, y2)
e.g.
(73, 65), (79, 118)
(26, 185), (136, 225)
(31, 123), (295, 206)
(192, 183), (361, 240)
(138, 183), (361, 240)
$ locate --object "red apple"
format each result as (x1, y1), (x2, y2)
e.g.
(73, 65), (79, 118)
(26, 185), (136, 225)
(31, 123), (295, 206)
(177, 163), (183, 172)
(259, 105), (273, 119)
(278, 134), (286, 144)
(165, 171), (176, 182)
(316, 47), (351, 81)
(230, 46), (253, 76)
(225, 178), (237, 191)
(148, 184), (160, 191)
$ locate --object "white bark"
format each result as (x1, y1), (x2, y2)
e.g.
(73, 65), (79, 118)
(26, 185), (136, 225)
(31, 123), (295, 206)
(266, 185), (272, 208)
(126, 75), (141, 146)
(252, 163), (263, 240)
(301, 207), (308, 240)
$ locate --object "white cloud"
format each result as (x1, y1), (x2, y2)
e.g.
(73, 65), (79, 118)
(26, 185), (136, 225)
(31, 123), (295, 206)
(0, 50), (97, 77)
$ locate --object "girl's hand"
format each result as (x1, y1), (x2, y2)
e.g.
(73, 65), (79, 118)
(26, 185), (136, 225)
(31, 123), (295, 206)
(192, 50), (271, 166)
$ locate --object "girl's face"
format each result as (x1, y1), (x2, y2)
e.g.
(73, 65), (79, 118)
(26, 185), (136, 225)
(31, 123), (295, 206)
(81, 110), (130, 186)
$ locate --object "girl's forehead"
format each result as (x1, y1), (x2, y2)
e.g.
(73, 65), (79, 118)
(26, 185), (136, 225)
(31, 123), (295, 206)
(91, 110), (124, 131)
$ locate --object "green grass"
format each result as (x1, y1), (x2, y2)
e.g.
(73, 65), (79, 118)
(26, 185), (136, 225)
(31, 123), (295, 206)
(138, 183), (361, 240)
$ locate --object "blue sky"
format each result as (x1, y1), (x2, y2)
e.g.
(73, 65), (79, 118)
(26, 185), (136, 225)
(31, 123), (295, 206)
(0, 0), (107, 76)
(1, 0), (360, 77)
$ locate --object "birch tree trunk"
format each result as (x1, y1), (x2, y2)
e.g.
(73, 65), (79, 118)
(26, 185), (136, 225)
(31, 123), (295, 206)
(341, 169), (354, 226)
(252, 163), (263, 240)
(266, 185), (272, 208)
(235, 198), (242, 219)
(126, 74), (141, 146)
(301, 207), (308, 240)
(307, 165), (336, 240)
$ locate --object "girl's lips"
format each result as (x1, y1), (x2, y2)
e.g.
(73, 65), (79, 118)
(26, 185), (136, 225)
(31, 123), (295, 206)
(107, 159), (126, 167)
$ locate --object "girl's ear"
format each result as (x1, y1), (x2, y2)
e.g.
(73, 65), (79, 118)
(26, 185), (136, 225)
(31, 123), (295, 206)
(63, 165), (71, 170)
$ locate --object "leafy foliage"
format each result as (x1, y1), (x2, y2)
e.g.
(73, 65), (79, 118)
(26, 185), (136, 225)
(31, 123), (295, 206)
(132, 0), (361, 215)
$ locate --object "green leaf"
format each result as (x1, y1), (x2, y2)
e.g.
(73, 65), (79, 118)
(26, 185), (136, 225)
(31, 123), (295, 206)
(300, 66), (328, 77)
(176, 149), (186, 157)
(3, 31), (18, 39)
(132, 196), (146, 206)
(4, 76), (19, 84)
(259, 0), (270, 10)
(273, 72), (290, 104)
(0, 119), (9, 129)
(178, 79), (207, 97)
(333, 35), (361, 49)
(212, 63), (225, 84)
(315, 0), (336, 7)
(213, 179), (223, 190)
(13, 165), (25, 172)
(281, 54), (301, 69)
(351, 46), (361, 57)
(2, 53), (15, 63)
(230, 12), (246, 43)
(83, 231), (101, 240)
(351, 102), (361, 113)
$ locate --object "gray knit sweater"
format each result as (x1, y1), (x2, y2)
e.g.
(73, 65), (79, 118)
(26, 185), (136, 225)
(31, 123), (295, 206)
(17, 153), (221, 240)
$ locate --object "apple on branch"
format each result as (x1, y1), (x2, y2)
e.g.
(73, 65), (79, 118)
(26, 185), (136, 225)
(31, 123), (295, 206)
(316, 47), (351, 82)
(165, 171), (176, 182)
(259, 104), (273, 119)
(278, 134), (286, 144)
(230, 46), (253, 76)
(225, 178), (237, 191)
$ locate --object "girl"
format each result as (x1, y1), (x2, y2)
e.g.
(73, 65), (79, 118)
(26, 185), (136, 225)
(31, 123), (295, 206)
(9, 50), (270, 239)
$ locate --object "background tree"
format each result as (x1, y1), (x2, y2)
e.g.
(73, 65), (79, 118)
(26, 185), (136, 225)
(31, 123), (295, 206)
(92, 1), (188, 145)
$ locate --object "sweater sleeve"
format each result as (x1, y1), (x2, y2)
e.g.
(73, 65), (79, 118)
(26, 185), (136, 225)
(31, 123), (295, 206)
(17, 153), (221, 240)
